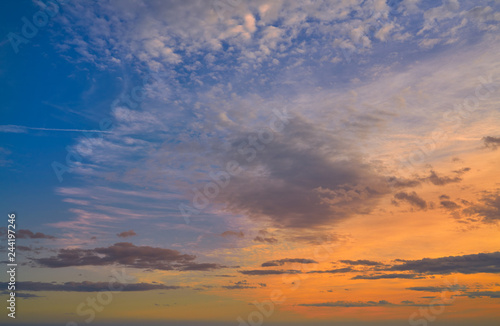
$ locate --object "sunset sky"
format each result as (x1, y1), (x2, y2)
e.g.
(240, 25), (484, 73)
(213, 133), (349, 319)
(0, 1), (499, 325)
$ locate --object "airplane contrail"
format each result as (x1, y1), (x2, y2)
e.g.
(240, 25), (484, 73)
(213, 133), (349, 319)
(26, 127), (113, 133)
(0, 125), (112, 133)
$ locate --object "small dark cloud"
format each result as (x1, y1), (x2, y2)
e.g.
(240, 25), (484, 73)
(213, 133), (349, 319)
(339, 259), (382, 266)
(386, 177), (421, 188)
(394, 191), (427, 210)
(18, 229), (55, 240)
(393, 170), (464, 189)
(178, 262), (224, 271)
(261, 258), (318, 267)
(406, 285), (467, 292)
(389, 252), (500, 274)
(239, 269), (301, 275)
(422, 170), (462, 186)
(439, 195), (450, 200)
(117, 230), (137, 238)
(483, 136), (500, 150)
(253, 236), (278, 243)
(298, 300), (439, 307)
(461, 190), (500, 223)
(17, 292), (43, 298)
(440, 200), (460, 210)
(464, 291), (500, 298)
(452, 167), (471, 174)
(220, 231), (244, 238)
(0, 291), (42, 299)
(401, 300), (415, 304)
(0, 281), (180, 292)
(308, 267), (354, 274)
(34, 242), (223, 271)
(222, 280), (256, 290)
(352, 273), (424, 280)
(285, 232), (342, 245)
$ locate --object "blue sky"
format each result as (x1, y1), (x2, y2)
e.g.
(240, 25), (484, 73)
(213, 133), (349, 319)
(1, 0), (500, 325)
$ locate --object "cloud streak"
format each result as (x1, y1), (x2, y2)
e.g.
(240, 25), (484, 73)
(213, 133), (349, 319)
(389, 252), (500, 274)
(34, 242), (224, 271)
(1, 281), (180, 292)
(0, 125), (112, 134)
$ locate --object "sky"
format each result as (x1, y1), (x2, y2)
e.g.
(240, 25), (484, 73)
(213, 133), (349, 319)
(0, 0), (499, 325)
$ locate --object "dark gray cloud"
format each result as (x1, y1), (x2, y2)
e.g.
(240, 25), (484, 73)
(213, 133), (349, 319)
(177, 262), (224, 271)
(339, 259), (383, 266)
(422, 170), (462, 186)
(393, 191), (427, 210)
(387, 169), (466, 193)
(386, 177), (421, 188)
(0, 291), (42, 299)
(222, 280), (256, 290)
(220, 231), (244, 238)
(239, 269), (301, 275)
(452, 167), (471, 174)
(34, 242), (223, 271)
(464, 291), (500, 298)
(307, 267), (354, 274)
(352, 273), (424, 280)
(440, 200), (460, 210)
(217, 118), (392, 229)
(389, 252), (500, 274)
(261, 258), (318, 267)
(17, 229), (56, 239)
(298, 300), (439, 307)
(483, 136), (500, 150)
(406, 285), (467, 292)
(117, 230), (137, 238)
(252, 229), (278, 243)
(0, 281), (180, 292)
(462, 190), (500, 223)
(253, 236), (278, 243)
